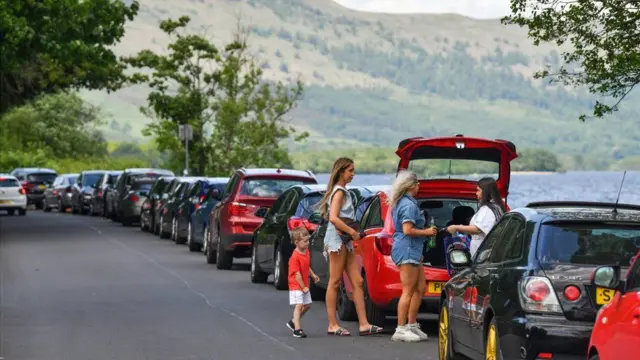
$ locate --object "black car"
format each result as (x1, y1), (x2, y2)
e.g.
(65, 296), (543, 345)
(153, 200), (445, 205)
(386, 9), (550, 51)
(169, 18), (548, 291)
(439, 201), (640, 360)
(10, 168), (58, 209)
(71, 170), (106, 215)
(250, 184), (326, 289)
(158, 177), (199, 239)
(140, 176), (175, 233)
(113, 168), (174, 225)
(154, 177), (183, 237)
(90, 171), (122, 217)
(42, 173), (78, 212)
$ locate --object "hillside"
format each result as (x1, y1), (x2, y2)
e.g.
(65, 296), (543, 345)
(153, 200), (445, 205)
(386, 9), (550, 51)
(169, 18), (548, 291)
(84, 0), (640, 168)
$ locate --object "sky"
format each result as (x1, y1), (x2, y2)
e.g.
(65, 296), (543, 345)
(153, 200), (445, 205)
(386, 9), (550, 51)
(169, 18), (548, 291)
(331, 0), (511, 19)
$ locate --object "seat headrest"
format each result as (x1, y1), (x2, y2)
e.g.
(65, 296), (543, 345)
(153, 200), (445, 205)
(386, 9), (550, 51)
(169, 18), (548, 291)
(452, 206), (475, 225)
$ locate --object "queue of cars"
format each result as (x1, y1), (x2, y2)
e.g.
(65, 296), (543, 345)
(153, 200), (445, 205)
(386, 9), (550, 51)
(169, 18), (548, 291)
(7, 135), (640, 359)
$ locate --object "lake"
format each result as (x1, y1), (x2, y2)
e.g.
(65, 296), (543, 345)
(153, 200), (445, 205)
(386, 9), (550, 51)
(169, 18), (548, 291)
(315, 171), (640, 209)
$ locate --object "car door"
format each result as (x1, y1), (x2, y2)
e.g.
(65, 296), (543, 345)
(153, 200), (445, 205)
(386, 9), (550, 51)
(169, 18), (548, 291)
(45, 176), (60, 205)
(606, 257), (640, 356)
(72, 173), (83, 208)
(210, 174), (240, 248)
(257, 190), (292, 270)
(470, 214), (527, 351)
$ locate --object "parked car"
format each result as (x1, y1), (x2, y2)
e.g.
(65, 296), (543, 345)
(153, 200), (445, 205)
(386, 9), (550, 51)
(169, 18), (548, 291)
(251, 184), (326, 289)
(439, 201), (640, 360)
(10, 168), (58, 209)
(306, 135), (518, 325)
(153, 177), (184, 237)
(0, 174), (27, 215)
(90, 171), (122, 217)
(118, 174), (162, 226)
(588, 249), (640, 360)
(173, 177), (229, 251)
(112, 168), (174, 225)
(205, 168), (317, 269)
(140, 176), (175, 233)
(192, 184), (228, 253)
(42, 173), (78, 212)
(71, 170), (106, 215)
(157, 177), (198, 239)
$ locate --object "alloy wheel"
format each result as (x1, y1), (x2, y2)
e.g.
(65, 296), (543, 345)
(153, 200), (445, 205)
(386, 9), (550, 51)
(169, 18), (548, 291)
(187, 222), (192, 246)
(439, 306), (449, 360)
(486, 324), (498, 360)
(203, 226), (209, 254)
(251, 245), (257, 276)
(274, 251), (281, 285)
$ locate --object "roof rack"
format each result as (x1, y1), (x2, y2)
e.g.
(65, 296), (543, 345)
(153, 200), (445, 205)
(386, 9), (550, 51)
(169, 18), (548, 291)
(526, 201), (640, 212)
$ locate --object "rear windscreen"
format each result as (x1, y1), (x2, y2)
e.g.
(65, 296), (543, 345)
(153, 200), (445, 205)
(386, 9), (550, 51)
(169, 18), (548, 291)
(132, 181), (154, 192)
(27, 173), (57, 184)
(128, 173), (162, 185)
(67, 176), (78, 185)
(417, 199), (479, 228)
(83, 173), (103, 187)
(294, 194), (323, 218)
(408, 159), (500, 181)
(240, 178), (316, 198)
(538, 224), (640, 266)
(0, 178), (20, 187)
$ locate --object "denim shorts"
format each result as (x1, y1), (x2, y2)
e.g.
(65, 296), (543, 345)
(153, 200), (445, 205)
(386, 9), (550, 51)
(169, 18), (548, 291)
(391, 237), (424, 266)
(324, 223), (354, 253)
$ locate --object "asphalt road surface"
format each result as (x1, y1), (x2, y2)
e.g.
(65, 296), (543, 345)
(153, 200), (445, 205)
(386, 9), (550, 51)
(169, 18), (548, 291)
(0, 211), (440, 360)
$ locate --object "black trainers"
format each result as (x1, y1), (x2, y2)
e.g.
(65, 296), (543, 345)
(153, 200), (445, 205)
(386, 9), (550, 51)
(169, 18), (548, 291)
(286, 320), (295, 332)
(293, 329), (307, 338)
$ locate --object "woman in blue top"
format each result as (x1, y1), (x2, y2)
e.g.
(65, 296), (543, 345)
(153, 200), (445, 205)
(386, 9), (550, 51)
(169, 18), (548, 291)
(388, 170), (437, 343)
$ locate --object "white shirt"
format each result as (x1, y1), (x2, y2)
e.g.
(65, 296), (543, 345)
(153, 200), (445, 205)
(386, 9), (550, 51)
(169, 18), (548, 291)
(469, 205), (499, 255)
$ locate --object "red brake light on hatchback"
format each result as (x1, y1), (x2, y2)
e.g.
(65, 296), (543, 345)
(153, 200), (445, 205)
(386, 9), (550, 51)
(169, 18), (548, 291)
(526, 279), (550, 302)
(374, 235), (393, 256)
(228, 202), (255, 216)
(129, 194), (139, 202)
(563, 285), (581, 301)
(19, 188), (26, 195)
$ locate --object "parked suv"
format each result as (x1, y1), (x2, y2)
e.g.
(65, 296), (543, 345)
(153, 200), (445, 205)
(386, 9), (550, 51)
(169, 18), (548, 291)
(10, 168), (58, 208)
(440, 201), (640, 360)
(205, 168), (317, 269)
(113, 168), (174, 225)
(71, 170), (106, 215)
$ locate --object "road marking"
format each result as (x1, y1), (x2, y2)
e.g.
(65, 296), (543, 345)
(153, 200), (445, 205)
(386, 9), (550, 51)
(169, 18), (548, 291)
(87, 225), (299, 355)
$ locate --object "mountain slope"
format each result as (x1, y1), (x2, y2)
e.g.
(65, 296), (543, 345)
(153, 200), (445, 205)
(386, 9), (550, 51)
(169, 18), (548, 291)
(86, 0), (640, 166)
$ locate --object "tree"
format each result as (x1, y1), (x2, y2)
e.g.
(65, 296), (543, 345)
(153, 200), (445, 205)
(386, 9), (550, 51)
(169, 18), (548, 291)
(0, 0), (139, 115)
(123, 16), (306, 176)
(503, 0), (640, 120)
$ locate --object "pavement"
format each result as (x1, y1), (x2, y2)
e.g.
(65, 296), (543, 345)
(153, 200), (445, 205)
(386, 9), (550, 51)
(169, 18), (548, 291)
(0, 211), (440, 360)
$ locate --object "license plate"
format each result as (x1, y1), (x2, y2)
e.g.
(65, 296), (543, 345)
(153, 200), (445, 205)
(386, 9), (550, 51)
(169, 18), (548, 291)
(0, 200), (9, 204)
(38, 185), (46, 189)
(596, 287), (615, 305)
(427, 282), (445, 294)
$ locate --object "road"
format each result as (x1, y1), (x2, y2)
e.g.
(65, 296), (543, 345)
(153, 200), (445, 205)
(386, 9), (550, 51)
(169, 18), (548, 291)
(0, 211), (440, 360)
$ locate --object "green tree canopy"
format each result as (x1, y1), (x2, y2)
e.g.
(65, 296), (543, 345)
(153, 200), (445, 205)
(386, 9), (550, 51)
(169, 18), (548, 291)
(0, 0), (139, 114)
(504, 0), (640, 120)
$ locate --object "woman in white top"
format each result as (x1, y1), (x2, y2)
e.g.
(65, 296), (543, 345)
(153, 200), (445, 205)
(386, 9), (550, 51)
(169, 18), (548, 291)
(446, 177), (505, 255)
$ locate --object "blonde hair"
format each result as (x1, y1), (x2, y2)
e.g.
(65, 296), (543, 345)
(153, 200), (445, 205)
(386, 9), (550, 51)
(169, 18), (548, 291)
(387, 170), (418, 209)
(317, 157), (354, 218)
(290, 226), (310, 244)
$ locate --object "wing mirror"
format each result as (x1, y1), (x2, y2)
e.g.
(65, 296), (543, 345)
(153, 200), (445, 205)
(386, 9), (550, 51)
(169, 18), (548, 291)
(254, 206), (269, 218)
(591, 265), (624, 291)
(448, 249), (472, 268)
(210, 189), (221, 201)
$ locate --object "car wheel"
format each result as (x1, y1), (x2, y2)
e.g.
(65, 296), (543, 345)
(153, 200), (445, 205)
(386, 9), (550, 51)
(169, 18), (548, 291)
(215, 231), (233, 270)
(250, 243), (268, 283)
(363, 276), (386, 327)
(7, 209), (15, 216)
(202, 225), (209, 254)
(205, 229), (217, 264)
(438, 298), (463, 360)
(589, 355), (600, 360)
(485, 317), (504, 360)
(337, 279), (357, 321)
(18, 208), (26, 216)
(273, 245), (288, 290)
(43, 198), (51, 212)
(187, 221), (200, 252)
(159, 218), (170, 239)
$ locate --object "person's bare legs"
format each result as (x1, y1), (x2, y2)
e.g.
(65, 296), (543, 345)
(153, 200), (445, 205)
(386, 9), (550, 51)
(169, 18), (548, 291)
(326, 247), (348, 332)
(408, 264), (425, 324)
(397, 264), (419, 326)
(293, 304), (304, 330)
(344, 250), (374, 331)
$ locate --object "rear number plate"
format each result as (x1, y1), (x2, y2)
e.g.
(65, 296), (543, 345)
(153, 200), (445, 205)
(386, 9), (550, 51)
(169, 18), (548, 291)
(0, 200), (9, 204)
(427, 282), (445, 294)
(596, 287), (615, 305)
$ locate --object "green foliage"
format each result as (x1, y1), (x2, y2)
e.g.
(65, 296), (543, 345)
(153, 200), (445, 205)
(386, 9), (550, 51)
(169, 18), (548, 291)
(123, 16), (307, 176)
(0, 0), (139, 114)
(504, 0), (640, 120)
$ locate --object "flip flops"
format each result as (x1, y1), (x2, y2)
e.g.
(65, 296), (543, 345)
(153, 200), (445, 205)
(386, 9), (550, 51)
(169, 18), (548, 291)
(327, 327), (351, 336)
(359, 325), (384, 336)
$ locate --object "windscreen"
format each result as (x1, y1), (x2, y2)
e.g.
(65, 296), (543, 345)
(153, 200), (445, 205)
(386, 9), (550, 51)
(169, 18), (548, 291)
(537, 223), (640, 266)
(0, 178), (20, 187)
(26, 173), (57, 184)
(408, 159), (499, 181)
(294, 194), (323, 218)
(240, 178), (315, 198)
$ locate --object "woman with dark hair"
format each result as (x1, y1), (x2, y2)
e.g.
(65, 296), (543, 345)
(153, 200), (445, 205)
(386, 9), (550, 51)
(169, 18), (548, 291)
(446, 177), (505, 255)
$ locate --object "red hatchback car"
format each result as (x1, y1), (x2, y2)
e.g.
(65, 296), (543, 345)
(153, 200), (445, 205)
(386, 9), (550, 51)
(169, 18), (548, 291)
(338, 135), (518, 326)
(205, 168), (317, 270)
(588, 250), (640, 360)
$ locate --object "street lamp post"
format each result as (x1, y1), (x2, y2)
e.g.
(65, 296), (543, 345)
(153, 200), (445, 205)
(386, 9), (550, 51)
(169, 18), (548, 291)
(178, 124), (193, 176)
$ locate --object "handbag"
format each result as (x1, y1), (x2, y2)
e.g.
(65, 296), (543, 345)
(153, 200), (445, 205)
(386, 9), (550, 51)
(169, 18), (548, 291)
(337, 217), (366, 245)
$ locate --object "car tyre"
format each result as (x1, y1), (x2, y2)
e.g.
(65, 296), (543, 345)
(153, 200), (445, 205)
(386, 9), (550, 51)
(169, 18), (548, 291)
(121, 216), (132, 226)
(7, 209), (15, 216)
(43, 198), (51, 212)
(273, 244), (288, 290)
(205, 230), (217, 264)
(337, 279), (357, 321)
(174, 218), (187, 245)
(159, 218), (170, 239)
(363, 276), (386, 327)
(187, 221), (200, 252)
(485, 317), (504, 360)
(215, 231), (233, 270)
(250, 243), (268, 283)
(18, 208), (26, 216)
(438, 298), (463, 360)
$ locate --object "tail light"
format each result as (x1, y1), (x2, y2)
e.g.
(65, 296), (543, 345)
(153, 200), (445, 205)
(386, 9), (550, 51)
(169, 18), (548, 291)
(142, 202), (151, 210)
(199, 195), (205, 203)
(374, 234), (393, 255)
(97, 190), (103, 198)
(65, 186), (72, 193)
(288, 216), (315, 232)
(129, 194), (139, 202)
(228, 202), (255, 216)
(518, 277), (562, 314)
(563, 285), (581, 302)
(19, 188), (26, 195)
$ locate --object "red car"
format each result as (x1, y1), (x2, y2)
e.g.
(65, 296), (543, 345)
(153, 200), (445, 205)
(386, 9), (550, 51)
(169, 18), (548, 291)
(338, 135), (518, 326)
(588, 250), (640, 360)
(205, 168), (317, 270)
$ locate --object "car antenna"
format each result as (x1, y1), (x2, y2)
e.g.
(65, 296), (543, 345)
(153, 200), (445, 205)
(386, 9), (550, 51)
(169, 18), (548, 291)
(612, 170), (627, 217)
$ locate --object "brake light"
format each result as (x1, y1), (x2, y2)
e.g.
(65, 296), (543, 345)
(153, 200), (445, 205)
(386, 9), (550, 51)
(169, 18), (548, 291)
(374, 235), (393, 255)
(97, 190), (103, 198)
(19, 188), (25, 195)
(143, 202), (151, 210)
(65, 186), (72, 193)
(200, 195), (205, 203)
(228, 202), (255, 216)
(518, 277), (562, 313)
(288, 217), (312, 232)
(563, 285), (581, 302)
(129, 194), (139, 202)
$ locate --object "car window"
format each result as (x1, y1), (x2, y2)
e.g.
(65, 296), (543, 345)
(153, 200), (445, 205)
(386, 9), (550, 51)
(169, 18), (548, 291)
(488, 215), (526, 264)
(187, 182), (200, 198)
(0, 178), (20, 187)
(222, 175), (239, 200)
(474, 217), (511, 265)
(82, 173), (103, 187)
(131, 181), (154, 192)
(67, 176), (78, 185)
(27, 173), (57, 184)
(537, 223), (640, 267)
(271, 191), (292, 216)
(239, 178), (315, 198)
(361, 197), (383, 230)
(294, 193), (323, 219)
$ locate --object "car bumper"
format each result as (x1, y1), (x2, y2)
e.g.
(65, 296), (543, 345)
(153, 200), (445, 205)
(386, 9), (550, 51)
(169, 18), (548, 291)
(500, 314), (591, 360)
(220, 233), (252, 256)
(27, 193), (44, 203)
(122, 206), (142, 221)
